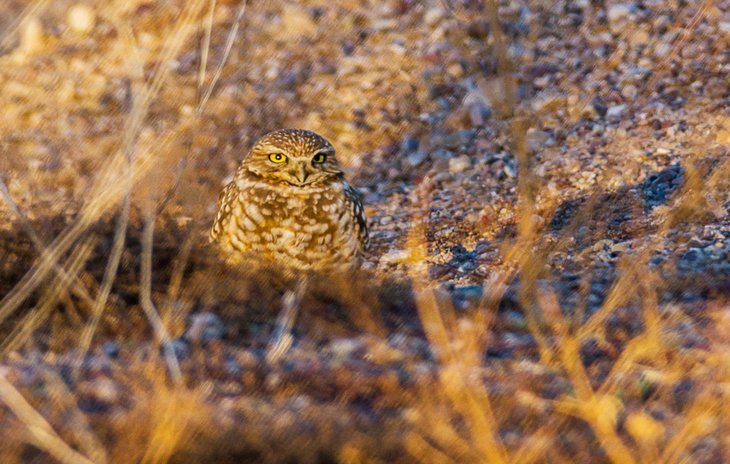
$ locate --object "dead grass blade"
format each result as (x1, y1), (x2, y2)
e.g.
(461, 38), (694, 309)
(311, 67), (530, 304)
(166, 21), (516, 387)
(42, 369), (109, 464)
(266, 276), (307, 364)
(0, 372), (96, 464)
(537, 289), (637, 464)
(140, 213), (182, 383)
(0, 0), (50, 51)
(407, 206), (508, 464)
(0, 175), (96, 313)
(404, 431), (457, 464)
(161, 222), (196, 326)
(197, 0), (248, 113)
(139, 384), (210, 464)
(0, 236), (96, 355)
(661, 393), (720, 464)
(197, 0), (217, 100)
(75, 195), (130, 374)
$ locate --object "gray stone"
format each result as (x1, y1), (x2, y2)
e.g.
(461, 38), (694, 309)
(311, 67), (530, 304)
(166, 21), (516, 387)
(449, 155), (472, 174)
(606, 104), (626, 119)
(406, 151), (428, 167)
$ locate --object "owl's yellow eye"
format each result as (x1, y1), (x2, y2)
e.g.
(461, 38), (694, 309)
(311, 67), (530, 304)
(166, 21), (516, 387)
(268, 153), (287, 163)
(312, 153), (327, 164)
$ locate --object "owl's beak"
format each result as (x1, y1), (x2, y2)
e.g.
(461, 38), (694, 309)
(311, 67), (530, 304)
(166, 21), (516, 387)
(292, 161), (310, 185)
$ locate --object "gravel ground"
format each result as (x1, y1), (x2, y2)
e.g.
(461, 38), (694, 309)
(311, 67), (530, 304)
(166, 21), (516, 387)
(1, 0), (730, 462)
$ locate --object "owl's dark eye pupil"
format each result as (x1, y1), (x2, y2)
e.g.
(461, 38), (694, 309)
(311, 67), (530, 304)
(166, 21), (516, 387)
(312, 153), (327, 164)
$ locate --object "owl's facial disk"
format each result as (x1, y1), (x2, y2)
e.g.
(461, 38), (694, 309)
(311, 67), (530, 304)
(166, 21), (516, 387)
(244, 130), (342, 187)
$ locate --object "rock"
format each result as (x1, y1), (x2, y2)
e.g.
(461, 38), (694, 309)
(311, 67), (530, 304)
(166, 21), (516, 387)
(451, 285), (484, 310)
(328, 338), (365, 358)
(289, 395), (312, 410)
(170, 339), (189, 359)
(468, 100), (492, 126)
(653, 14), (672, 33)
(630, 29), (650, 45)
(531, 91), (567, 113)
(372, 18), (397, 31)
(406, 151), (428, 167)
(89, 377), (120, 403)
(606, 104), (626, 119)
(447, 245), (479, 272)
(677, 248), (702, 271)
(67, 4), (96, 35)
(281, 4), (317, 39)
(467, 20), (490, 39)
(423, 7), (445, 27)
(591, 97), (608, 117)
(435, 130), (476, 149)
(462, 89), (492, 126)
(380, 249), (411, 265)
(400, 136), (419, 153)
(186, 312), (225, 343)
(621, 84), (638, 100)
(607, 3), (635, 33)
(720, 21), (730, 35)
(526, 128), (551, 152)
(503, 160), (517, 178)
(448, 155), (471, 174)
(102, 341), (119, 358)
(641, 164), (683, 210)
(654, 42), (672, 58)
(446, 62), (464, 78)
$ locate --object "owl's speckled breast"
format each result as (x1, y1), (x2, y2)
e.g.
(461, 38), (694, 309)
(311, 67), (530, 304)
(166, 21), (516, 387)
(218, 179), (363, 270)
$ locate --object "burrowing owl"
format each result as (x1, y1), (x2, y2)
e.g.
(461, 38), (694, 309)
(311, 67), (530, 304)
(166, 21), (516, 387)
(210, 129), (368, 271)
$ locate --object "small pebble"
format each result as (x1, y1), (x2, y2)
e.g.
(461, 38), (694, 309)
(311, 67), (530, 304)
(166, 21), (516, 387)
(328, 338), (365, 358)
(406, 151), (428, 167)
(281, 4), (317, 38)
(606, 104), (626, 119)
(186, 312), (225, 343)
(448, 155), (471, 174)
(607, 4), (635, 33)
(467, 20), (490, 39)
(621, 84), (638, 100)
(380, 249), (411, 265)
(67, 4), (96, 35)
(526, 128), (550, 152)
(423, 7), (444, 27)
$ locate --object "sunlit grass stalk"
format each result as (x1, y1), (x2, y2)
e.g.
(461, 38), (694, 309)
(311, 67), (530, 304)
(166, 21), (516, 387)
(408, 206), (508, 463)
(0, 372), (96, 464)
(538, 290), (637, 464)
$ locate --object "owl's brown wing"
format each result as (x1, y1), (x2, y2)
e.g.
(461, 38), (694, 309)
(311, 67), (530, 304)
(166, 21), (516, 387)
(209, 181), (238, 243)
(344, 182), (369, 250)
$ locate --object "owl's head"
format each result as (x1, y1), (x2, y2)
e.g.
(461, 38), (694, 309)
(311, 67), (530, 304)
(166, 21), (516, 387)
(241, 129), (342, 187)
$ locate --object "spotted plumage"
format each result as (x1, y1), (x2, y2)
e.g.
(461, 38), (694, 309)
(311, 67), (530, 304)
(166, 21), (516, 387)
(210, 129), (368, 271)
